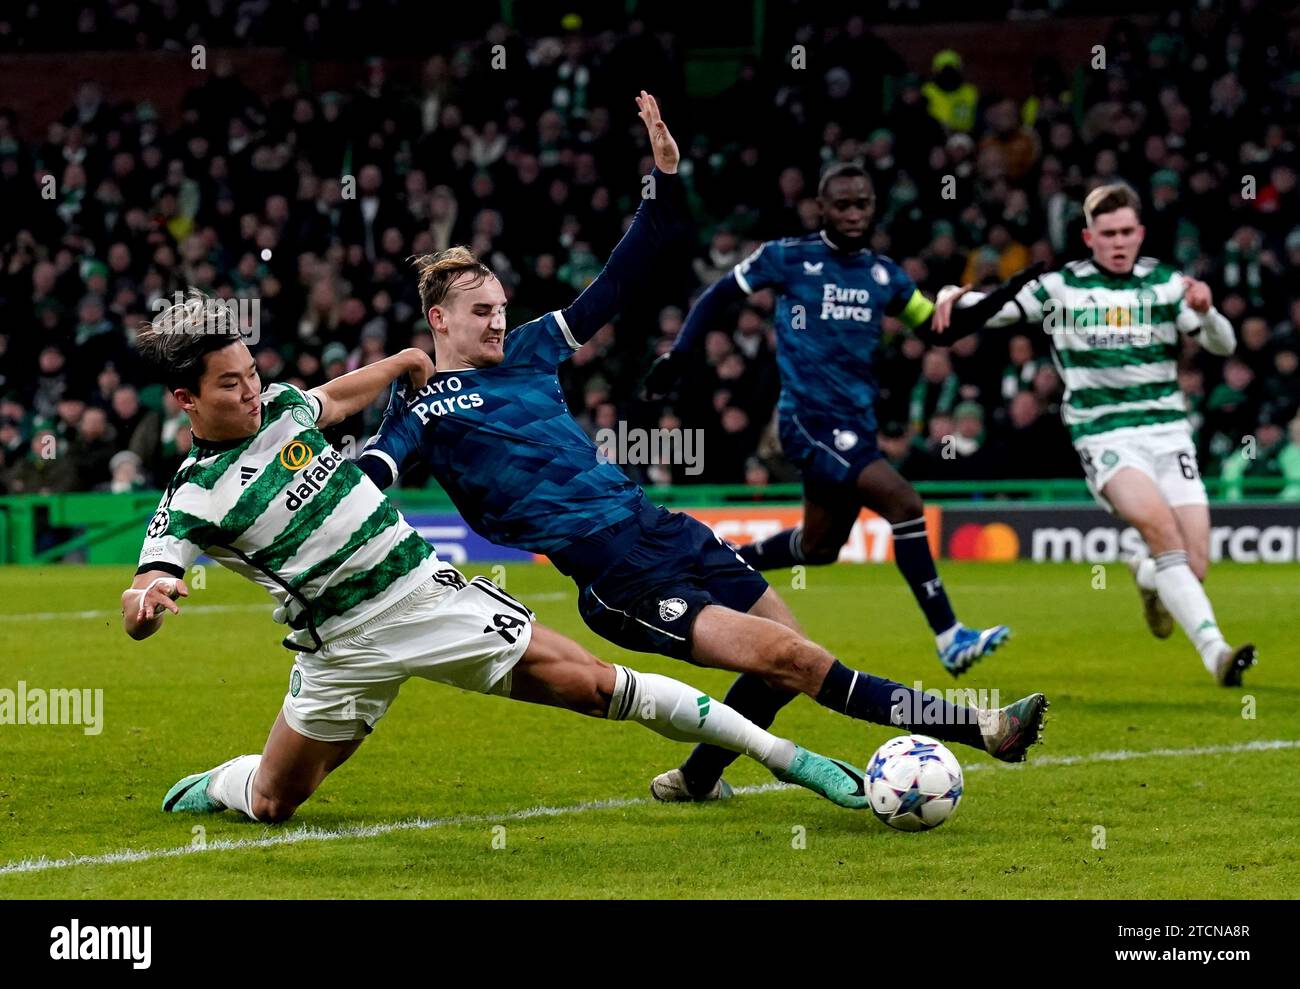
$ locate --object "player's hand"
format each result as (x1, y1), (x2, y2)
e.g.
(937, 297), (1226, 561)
(402, 347), (436, 392)
(135, 577), (189, 623)
(932, 285), (972, 334)
(636, 91), (679, 174)
(1183, 276), (1213, 314)
(642, 351), (687, 398)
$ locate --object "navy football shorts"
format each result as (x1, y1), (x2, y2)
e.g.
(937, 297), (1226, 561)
(576, 504), (769, 661)
(779, 413), (882, 500)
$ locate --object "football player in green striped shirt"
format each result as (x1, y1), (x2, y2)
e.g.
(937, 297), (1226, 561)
(933, 183), (1256, 686)
(121, 292), (897, 822)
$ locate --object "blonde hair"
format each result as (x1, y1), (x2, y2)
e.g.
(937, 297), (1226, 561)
(1083, 183), (1142, 228)
(411, 246), (495, 316)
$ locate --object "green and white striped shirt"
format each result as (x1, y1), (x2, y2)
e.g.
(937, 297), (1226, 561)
(980, 257), (1234, 443)
(136, 383), (439, 651)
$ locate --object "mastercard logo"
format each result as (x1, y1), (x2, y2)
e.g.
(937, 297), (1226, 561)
(948, 522), (1021, 561)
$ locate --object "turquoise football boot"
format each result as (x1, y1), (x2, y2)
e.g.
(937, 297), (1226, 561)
(775, 746), (868, 810)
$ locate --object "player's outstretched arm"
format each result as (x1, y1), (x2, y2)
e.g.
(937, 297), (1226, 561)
(309, 348), (434, 428)
(558, 91), (688, 347)
(122, 570), (189, 640)
(642, 272), (747, 398)
(912, 262), (1047, 345)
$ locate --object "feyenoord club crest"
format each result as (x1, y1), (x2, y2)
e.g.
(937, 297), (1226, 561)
(658, 597), (688, 622)
(147, 509), (170, 538)
(833, 429), (859, 451)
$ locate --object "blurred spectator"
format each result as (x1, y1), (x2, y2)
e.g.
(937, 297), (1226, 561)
(4, 428), (77, 494)
(69, 406), (116, 489)
(950, 400), (986, 461)
(922, 50), (978, 133)
(0, 3), (1294, 503)
(99, 449), (148, 493)
(1220, 414), (1294, 501)
(909, 350), (959, 433)
(1001, 335), (1042, 402)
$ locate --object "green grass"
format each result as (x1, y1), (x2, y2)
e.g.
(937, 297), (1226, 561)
(0, 561), (1296, 898)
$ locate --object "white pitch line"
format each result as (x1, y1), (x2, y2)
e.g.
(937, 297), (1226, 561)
(0, 591), (575, 623)
(960, 737), (1300, 770)
(1, 739), (1296, 879)
(0, 604), (270, 623)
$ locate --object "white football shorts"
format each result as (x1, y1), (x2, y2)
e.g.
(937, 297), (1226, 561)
(281, 572), (533, 742)
(1074, 425), (1208, 515)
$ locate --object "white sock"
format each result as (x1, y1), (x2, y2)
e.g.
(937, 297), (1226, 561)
(207, 754), (261, 821)
(1153, 551), (1227, 672)
(607, 666), (795, 772)
(1135, 557), (1157, 592)
(935, 623), (960, 651)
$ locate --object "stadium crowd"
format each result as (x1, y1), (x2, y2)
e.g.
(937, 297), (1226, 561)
(2, 1), (1299, 500)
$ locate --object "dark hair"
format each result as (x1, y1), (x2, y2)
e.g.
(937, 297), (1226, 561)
(411, 246), (495, 318)
(818, 162), (872, 198)
(135, 289), (245, 393)
(1083, 183), (1142, 226)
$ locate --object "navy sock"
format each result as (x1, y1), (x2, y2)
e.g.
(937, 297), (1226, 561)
(814, 660), (985, 750)
(891, 517), (957, 634)
(737, 527), (805, 571)
(680, 674), (796, 794)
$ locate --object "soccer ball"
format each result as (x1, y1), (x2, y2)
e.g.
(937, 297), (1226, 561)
(866, 734), (964, 832)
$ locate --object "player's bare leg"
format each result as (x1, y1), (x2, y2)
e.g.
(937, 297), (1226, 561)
(748, 583), (805, 635)
(162, 712), (363, 822)
(508, 624), (869, 808)
(1172, 503), (1211, 581)
(1104, 469), (1254, 684)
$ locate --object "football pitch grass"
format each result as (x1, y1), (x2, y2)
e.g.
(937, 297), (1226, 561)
(1, 561), (1296, 899)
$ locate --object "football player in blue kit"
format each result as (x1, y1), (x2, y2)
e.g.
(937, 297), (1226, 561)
(358, 94), (1048, 803)
(646, 162), (1038, 676)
